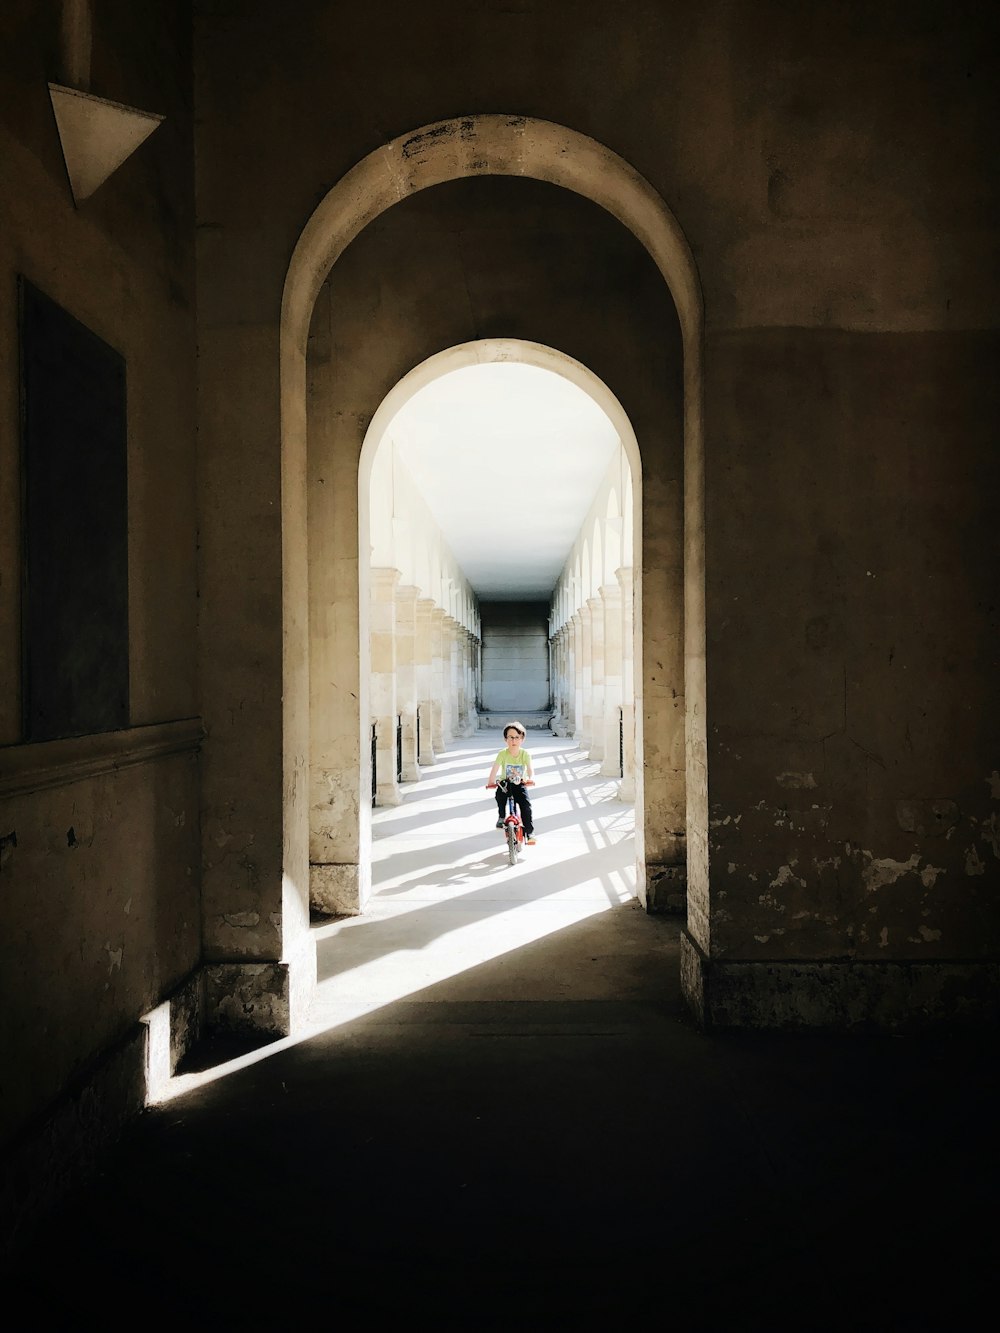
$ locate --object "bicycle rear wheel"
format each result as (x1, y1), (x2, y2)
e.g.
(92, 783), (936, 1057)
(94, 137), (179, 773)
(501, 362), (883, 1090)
(506, 821), (518, 865)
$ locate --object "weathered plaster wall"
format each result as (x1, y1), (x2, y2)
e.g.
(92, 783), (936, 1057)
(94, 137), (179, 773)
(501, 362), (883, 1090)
(0, 0), (200, 1152)
(706, 330), (1000, 963)
(0, 739), (200, 1146)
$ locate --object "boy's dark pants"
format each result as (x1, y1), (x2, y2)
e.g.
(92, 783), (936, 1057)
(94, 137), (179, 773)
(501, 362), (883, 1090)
(495, 782), (533, 835)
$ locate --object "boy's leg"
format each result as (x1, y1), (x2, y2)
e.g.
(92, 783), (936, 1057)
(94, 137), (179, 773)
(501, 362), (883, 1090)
(516, 785), (533, 836)
(495, 786), (507, 823)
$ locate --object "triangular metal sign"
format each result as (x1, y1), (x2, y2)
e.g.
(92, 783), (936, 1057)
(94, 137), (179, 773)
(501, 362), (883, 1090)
(48, 82), (164, 204)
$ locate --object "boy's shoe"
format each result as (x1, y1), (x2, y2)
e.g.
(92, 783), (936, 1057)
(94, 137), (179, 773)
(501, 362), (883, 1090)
(495, 819), (504, 828)
(526, 836), (537, 845)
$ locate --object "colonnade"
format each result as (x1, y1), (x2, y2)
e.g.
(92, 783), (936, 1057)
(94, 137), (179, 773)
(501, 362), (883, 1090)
(366, 435), (635, 814)
(369, 568), (481, 806)
(549, 567), (636, 800)
(548, 444), (636, 801)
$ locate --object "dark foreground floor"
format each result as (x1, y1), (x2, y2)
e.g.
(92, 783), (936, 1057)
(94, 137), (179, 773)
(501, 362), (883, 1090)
(5, 910), (998, 1330)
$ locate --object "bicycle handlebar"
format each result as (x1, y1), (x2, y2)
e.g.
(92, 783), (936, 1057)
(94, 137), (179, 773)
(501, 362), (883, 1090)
(486, 780), (535, 788)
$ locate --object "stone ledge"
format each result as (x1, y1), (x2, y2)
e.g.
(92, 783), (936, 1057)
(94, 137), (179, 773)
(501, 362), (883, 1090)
(0, 717), (204, 799)
(680, 929), (1000, 1033)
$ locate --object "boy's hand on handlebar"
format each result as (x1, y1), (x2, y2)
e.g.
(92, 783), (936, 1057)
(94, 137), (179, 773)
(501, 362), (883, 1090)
(486, 782), (497, 789)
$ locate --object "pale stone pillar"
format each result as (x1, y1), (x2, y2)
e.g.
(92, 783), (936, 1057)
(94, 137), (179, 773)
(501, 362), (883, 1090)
(431, 606), (447, 752)
(445, 615), (465, 737)
(415, 597), (437, 765)
(464, 629), (478, 734)
(395, 583), (420, 782)
(586, 595), (605, 763)
(549, 632), (562, 734)
(600, 582), (624, 778)
(617, 566), (636, 802)
(552, 629), (563, 732)
(469, 631), (482, 724)
(577, 604), (592, 752)
(370, 567), (401, 807)
(568, 613), (581, 740)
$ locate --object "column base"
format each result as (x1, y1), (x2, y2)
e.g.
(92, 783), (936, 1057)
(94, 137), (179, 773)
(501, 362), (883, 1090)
(375, 781), (402, 807)
(680, 929), (1000, 1032)
(310, 861), (369, 916)
(203, 961), (291, 1037)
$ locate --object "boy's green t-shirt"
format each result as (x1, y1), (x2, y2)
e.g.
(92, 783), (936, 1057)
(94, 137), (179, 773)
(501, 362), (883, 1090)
(496, 747), (531, 784)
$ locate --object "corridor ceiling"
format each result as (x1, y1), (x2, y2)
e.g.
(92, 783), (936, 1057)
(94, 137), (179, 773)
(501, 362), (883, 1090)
(388, 362), (620, 602)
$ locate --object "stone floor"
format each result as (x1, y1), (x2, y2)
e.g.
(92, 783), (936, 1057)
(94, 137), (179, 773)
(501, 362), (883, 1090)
(6, 733), (997, 1328)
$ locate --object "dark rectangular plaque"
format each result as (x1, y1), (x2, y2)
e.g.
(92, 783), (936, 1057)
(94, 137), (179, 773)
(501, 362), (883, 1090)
(19, 279), (129, 741)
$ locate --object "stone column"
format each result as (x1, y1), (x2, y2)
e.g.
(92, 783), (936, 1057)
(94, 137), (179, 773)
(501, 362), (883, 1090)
(577, 604), (593, 752)
(444, 615), (463, 738)
(549, 632), (562, 733)
(370, 567), (401, 807)
(469, 631), (482, 725)
(586, 595), (605, 763)
(568, 613), (581, 740)
(415, 598), (437, 766)
(554, 629), (565, 732)
(395, 583), (420, 782)
(464, 629), (478, 734)
(616, 566), (636, 802)
(431, 606), (447, 752)
(600, 582), (624, 778)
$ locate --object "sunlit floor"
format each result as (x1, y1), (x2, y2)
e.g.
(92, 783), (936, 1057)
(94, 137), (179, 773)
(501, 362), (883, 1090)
(310, 730), (638, 1027)
(9, 729), (996, 1328)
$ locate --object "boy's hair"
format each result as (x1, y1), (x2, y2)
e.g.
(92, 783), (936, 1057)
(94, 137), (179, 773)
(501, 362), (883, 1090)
(504, 720), (526, 740)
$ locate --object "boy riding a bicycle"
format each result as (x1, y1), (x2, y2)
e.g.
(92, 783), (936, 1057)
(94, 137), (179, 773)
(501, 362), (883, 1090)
(486, 721), (536, 844)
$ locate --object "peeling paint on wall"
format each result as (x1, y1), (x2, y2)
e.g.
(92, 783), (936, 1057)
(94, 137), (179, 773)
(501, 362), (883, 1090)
(776, 771), (817, 789)
(861, 852), (945, 893)
(895, 798), (959, 837)
(223, 911), (261, 929)
(980, 812), (1000, 859)
(769, 863), (804, 892)
(709, 813), (742, 828)
(965, 845), (986, 876)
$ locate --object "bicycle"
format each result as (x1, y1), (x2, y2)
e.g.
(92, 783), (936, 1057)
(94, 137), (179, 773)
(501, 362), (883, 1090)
(486, 779), (535, 865)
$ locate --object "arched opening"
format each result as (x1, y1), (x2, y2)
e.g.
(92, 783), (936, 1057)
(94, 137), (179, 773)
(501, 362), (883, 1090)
(281, 115), (706, 1024)
(356, 338), (644, 896)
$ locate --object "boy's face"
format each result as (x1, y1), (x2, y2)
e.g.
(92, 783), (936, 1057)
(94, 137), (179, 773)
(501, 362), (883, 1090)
(505, 729), (522, 749)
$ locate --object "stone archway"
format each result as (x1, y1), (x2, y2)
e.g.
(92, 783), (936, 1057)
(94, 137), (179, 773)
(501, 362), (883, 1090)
(280, 114), (707, 1017)
(357, 337), (647, 899)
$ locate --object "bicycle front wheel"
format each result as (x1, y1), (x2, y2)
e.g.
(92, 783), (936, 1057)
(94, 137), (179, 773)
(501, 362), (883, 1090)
(506, 822), (518, 865)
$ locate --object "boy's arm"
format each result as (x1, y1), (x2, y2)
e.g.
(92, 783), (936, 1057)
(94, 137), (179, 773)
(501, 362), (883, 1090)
(487, 759), (500, 785)
(525, 754), (534, 780)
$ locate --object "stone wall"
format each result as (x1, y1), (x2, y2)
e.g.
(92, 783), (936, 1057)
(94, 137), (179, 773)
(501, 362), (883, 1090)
(0, 0), (199, 1201)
